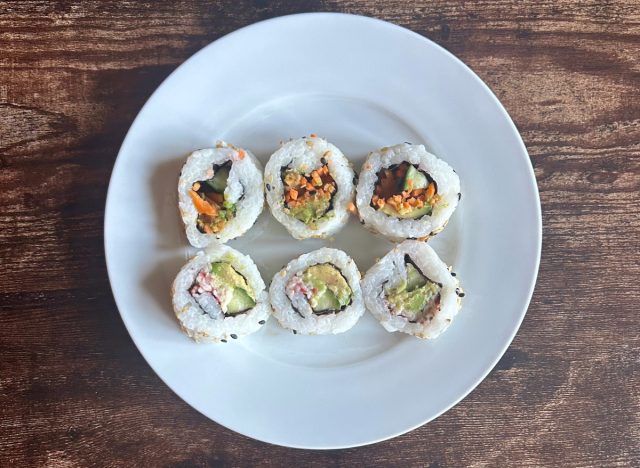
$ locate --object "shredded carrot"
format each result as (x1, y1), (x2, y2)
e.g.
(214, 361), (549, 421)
(237, 149), (246, 160)
(289, 189), (298, 200)
(426, 182), (435, 199)
(347, 201), (357, 214)
(310, 133), (317, 138)
(189, 190), (217, 216)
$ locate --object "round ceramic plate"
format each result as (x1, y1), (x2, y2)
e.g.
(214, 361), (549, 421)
(104, 13), (541, 449)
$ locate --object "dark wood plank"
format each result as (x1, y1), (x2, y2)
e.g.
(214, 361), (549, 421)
(1, 1), (638, 466)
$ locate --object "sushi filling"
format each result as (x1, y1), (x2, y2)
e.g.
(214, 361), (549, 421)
(285, 263), (352, 316)
(189, 161), (237, 234)
(190, 261), (256, 319)
(384, 255), (442, 323)
(370, 162), (440, 219)
(282, 164), (337, 226)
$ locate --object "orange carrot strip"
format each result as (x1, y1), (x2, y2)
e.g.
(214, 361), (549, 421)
(189, 190), (217, 216)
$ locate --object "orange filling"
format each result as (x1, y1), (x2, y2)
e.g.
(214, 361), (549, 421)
(371, 162), (439, 214)
(283, 165), (337, 210)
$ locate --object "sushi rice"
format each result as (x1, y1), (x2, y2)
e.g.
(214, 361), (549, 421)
(178, 141), (264, 247)
(361, 240), (462, 339)
(356, 143), (460, 242)
(264, 136), (355, 239)
(269, 247), (365, 335)
(172, 245), (270, 343)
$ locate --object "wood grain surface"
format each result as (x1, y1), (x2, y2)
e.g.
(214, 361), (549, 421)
(1, 1), (639, 466)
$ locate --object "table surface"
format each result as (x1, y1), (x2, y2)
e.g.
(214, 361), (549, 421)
(1, 1), (639, 466)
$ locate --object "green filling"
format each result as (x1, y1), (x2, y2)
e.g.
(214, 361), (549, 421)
(288, 196), (331, 225)
(210, 262), (255, 314)
(195, 163), (236, 233)
(302, 264), (352, 313)
(380, 203), (432, 219)
(206, 165), (230, 192)
(385, 263), (440, 321)
(403, 165), (428, 190)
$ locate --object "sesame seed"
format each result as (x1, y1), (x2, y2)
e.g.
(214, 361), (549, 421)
(292, 330), (297, 335)
(221, 339), (227, 343)
(258, 320), (266, 325)
(230, 334), (238, 339)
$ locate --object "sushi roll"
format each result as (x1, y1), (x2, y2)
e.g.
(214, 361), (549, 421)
(179, 141), (264, 247)
(172, 245), (270, 343)
(356, 143), (460, 242)
(264, 135), (355, 239)
(361, 240), (463, 339)
(269, 248), (364, 335)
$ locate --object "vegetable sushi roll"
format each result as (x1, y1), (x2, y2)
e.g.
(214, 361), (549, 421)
(172, 245), (270, 343)
(356, 143), (460, 242)
(269, 248), (364, 335)
(362, 241), (462, 339)
(179, 141), (264, 247)
(264, 136), (355, 239)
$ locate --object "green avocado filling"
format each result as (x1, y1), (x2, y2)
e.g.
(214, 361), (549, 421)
(371, 162), (439, 219)
(192, 161), (236, 234)
(282, 165), (337, 227)
(210, 262), (255, 315)
(302, 264), (352, 313)
(385, 261), (441, 323)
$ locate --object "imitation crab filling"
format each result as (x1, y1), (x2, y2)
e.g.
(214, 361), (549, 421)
(285, 263), (352, 316)
(189, 161), (237, 234)
(371, 162), (440, 219)
(282, 163), (337, 226)
(384, 255), (442, 323)
(189, 261), (256, 319)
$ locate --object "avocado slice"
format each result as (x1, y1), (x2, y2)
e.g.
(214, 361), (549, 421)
(380, 203), (432, 219)
(288, 196), (331, 224)
(302, 264), (352, 312)
(206, 165), (231, 193)
(405, 263), (427, 291)
(209, 262), (255, 314)
(403, 165), (428, 191)
(226, 287), (256, 314)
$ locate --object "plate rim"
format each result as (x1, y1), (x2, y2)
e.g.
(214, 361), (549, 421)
(104, 12), (542, 449)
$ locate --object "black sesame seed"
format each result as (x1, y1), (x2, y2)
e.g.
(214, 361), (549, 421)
(221, 339), (227, 343)
(266, 183), (271, 191)
(293, 330), (297, 335)
(451, 272), (457, 276)
(458, 192), (461, 200)
(360, 219), (365, 225)
(404, 141), (412, 145)
(459, 292), (466, 297)
(230, 334), (238, 339)
(258, 320), (266, 325)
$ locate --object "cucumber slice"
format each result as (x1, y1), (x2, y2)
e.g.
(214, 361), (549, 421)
(206, 165), (230, 193)
(312, 288), (341, 312)
(403, 165), (428, 190)
(405, 263), (427, 291)
(226, 287), (256, 315)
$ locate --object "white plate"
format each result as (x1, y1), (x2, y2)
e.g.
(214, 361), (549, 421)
(104, 13), (541, 449)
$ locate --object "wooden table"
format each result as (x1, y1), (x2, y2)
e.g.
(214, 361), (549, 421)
(2, 1), (638, 466)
